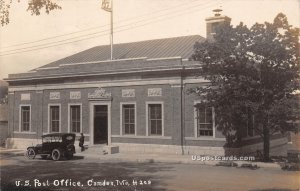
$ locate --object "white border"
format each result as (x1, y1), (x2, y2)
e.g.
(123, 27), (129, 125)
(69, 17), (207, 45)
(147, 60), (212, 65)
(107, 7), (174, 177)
(68, 103), (82, 134)
(48, 103), (61, 133)
(19, 104), (31, 132)
(120, 102), (137, 136)
(194, 100), (216, 139)
(89, 101), (111, 146)
(146, 101), (164, 137)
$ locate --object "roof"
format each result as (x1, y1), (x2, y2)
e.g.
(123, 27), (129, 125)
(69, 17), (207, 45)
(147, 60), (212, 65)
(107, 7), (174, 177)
(39, 35), (205, 68)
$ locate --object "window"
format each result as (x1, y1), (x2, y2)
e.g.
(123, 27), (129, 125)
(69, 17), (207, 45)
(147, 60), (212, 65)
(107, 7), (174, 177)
(196, 106), (213, 136)
(70, 105), (81, 133)
(148, 104), (162, 135)
(50, 105), (60, 132)
(122, 104), (135, 135)
(21, 106), (30, 131)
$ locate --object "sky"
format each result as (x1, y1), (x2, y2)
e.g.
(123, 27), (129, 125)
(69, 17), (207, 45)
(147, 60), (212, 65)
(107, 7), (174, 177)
(0, 0), (299, 80)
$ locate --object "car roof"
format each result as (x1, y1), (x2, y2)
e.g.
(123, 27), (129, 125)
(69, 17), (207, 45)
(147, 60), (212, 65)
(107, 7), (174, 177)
(42, 133), (76, 138)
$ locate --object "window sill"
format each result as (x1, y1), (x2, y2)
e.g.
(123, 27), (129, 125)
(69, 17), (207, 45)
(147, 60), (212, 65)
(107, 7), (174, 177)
(185, 137), (226, 141)
(72, 133), (90, 137)
(112, 135), (172, 139)
(43, 132), (60, 135)
(120, 134), (137, 137)
(14, 131), (37, 134)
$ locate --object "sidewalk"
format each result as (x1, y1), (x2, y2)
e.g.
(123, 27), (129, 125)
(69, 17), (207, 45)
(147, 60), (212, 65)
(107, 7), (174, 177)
(0, 147), (284, 169)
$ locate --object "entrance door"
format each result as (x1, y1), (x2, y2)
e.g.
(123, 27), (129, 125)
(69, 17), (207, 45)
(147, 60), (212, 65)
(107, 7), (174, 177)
(94, 105), (108, 144)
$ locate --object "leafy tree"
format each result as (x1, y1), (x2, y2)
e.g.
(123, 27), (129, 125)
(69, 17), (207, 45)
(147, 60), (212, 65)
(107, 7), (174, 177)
(0, 80), (8, 104)
(190, 13), (300, 161)
(0, 0), (61, 26)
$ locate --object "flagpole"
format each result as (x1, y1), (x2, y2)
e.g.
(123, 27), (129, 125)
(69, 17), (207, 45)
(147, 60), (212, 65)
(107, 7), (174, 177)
(110, 0), (113, 60)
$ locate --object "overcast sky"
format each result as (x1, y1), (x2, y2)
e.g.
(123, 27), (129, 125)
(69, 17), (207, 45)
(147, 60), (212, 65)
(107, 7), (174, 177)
(0, 0), (299, 80)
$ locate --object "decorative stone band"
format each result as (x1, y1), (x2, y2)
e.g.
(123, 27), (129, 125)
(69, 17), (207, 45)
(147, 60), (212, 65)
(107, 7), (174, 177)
(21, 93), (30, 100)
(148, 88), (162, 97)
(70, 91), (81, 99)
(50, 92), (60, 100)
(88, 88), (112, 100)
(122, 89), (135, 97)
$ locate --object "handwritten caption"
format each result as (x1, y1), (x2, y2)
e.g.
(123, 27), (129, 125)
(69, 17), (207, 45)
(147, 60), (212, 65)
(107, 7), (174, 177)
(15, 178), (151, 188)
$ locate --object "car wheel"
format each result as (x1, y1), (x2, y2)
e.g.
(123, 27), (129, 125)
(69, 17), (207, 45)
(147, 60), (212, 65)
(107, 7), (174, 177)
(25, 148), (36, 159)
(65, 153), (73, 160)
(51, 149), (61, 161)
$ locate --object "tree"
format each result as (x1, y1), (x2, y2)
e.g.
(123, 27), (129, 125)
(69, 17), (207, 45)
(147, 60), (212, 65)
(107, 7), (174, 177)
(0, 0), (61, 26)
(190, 13), (300, 162)
(0, 80), (8, 104)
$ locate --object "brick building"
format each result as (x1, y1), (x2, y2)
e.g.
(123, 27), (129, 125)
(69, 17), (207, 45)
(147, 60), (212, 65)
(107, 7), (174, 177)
(5, 13), (287, 155)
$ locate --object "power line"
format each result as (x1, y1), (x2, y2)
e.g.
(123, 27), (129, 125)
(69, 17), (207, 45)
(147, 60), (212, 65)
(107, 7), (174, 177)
(0, 0), (224, 56)
(0, 0), (216, 54)
(0, 0), (221, 56)
(0, 0), (218, 55)
(0, 0), (203, 49)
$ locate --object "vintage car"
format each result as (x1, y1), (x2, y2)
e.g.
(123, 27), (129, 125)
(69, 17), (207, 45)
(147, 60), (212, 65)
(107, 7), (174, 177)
(25, 133), (76, 161)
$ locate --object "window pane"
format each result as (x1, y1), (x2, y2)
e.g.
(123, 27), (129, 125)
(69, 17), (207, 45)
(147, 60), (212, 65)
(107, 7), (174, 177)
(150, 108), (156, 119)
(157, 120), (162, 134)
(123, 104), (135, 135)
(198, 111), (205, 123)
(70, 105), (81, 133)
(125, 124), (130, 134)
(155, 106), (161, 119)
(150, 122), (156, 134)
(197, 106), (213, 137)
(206, 107), (212, 123)
(149, 104), (162, 135)
(50, 106), (60, 132)
(128, 124), (133, 134)
(21, 106), (30, 131)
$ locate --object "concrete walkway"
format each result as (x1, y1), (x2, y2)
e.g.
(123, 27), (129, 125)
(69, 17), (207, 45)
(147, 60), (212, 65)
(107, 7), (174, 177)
(0, 147), (286, 169)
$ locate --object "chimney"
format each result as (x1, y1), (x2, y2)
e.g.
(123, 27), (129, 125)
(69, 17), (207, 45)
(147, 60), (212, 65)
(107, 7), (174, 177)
(205, 9), (231, 40)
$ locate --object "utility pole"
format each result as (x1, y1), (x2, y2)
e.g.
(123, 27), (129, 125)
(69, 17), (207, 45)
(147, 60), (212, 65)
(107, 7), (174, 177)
(110, 0), (113, 60)
(101, 0), (113, 60)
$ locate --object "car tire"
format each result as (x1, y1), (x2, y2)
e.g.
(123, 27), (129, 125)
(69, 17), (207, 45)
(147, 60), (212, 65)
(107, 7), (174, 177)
(51, 149), (61, 161)
(25, 148), (36, 159)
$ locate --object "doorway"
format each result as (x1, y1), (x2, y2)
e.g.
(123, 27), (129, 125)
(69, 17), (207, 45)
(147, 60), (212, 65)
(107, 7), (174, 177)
(94, 105), (108, 144)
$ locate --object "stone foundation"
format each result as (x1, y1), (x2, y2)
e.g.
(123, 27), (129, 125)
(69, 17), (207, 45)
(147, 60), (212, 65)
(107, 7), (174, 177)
(112, 143), (225, 155)
(6, 136), (288, 156)
(224, 137), (288, 156)
(6, 138), (89, 151)
(104, 145), (119, 154)
(6, 138), (41, 149)
(240, 136), (288, 155)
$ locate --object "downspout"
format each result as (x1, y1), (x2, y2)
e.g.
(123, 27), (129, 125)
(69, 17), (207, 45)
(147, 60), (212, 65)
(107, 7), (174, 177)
(12, 92), (15, 138)
(41, 90), (44, 137)
(39, 90), (44, 141)
(9, 91), (15, 147)
(181, 60), (185, 155)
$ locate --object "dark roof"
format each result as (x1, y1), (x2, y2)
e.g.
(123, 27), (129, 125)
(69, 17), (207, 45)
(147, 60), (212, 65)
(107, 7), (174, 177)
(40, 35), (205, 68)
